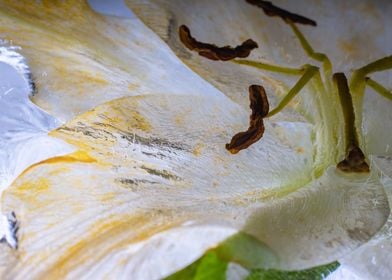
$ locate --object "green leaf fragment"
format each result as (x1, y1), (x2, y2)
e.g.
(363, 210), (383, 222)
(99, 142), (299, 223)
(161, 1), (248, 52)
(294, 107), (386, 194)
(165, 251), (228, 280)
(215, 233), (278, 269)
(165, 232), (278, 280)
(246, 262), (340, 280)
(166, 243), (338, 280)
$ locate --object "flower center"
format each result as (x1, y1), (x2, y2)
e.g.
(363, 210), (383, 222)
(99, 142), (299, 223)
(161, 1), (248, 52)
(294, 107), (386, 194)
(178, 0), (392, 173)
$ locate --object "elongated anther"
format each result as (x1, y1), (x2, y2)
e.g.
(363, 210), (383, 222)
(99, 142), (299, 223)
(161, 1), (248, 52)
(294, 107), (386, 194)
(245, 0), (317, 26)
(179, 25), (258, 61)
(226, 85), (269, 154)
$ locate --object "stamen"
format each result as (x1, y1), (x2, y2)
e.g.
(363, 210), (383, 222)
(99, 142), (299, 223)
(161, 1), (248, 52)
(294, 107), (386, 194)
(245, 0), (317, 26)
(179, 25), (258, 61)
(267, 65), (319, 117)
(226, 85), (269, 154)
(349, 56), (392, 130)
(176, 3), (383, 175)
(365, 77), (392, 101)
(288, 22), (332, 76)
(333, 73), (369, 173)
(233, 59), (303, 75)
(354, 55), (392, 77)
(351, 55), (392, 93)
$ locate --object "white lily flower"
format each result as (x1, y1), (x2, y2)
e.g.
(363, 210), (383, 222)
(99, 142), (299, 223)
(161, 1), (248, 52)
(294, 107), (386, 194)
(0, 0), (391, 279)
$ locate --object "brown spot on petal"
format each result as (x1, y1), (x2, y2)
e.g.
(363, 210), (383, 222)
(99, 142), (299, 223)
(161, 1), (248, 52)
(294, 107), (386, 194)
(337, 145), (370, 173)
(245, 0), (317, 26)
(226, 85), (269, 154)
(179, 25), (258, 61)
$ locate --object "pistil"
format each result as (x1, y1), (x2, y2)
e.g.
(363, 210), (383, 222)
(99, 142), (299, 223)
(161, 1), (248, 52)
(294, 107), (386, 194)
(333, 73), (369, 173)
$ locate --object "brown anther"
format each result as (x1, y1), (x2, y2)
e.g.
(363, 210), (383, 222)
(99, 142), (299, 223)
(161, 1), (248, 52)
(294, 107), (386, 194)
(245, 0), (317, 26)
(179, 25), (258, 61)
(226, 85), (269, 154)
(337, 145), (370, 173)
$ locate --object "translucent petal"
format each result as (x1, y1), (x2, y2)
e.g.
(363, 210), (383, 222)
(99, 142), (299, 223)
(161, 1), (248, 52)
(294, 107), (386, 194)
(0, 0), (391, 278)
(0, 60), (74, 191)
(0, 0), (221, 122)
(1, 94), (388, 278)
(329, 156), (392, 280)
(363, 88), (392, 156)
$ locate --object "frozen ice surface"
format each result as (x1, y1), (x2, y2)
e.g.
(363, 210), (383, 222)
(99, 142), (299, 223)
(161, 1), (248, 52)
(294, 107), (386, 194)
(0, 47), (75, 247)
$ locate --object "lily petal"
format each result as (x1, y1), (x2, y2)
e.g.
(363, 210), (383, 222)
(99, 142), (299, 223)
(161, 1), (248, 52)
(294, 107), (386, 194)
(328, 156), (392, 280)
(363, 87), (392, 156)
(0, 0), (221, 122)
(1, 93), (388, 278)
(125, 0), (391, 109)
(0, 0), (390, 278)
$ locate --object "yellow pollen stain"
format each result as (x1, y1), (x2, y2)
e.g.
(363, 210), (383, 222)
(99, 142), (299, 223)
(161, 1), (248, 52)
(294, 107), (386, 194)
(17, 177), (50, 193)
(44, 151), (96, 164)
(174, 108), (191, 127)
(99, 192), (117, 203)
(18, 151), (96, 179)
(192, 143), (205, 157)
(94, 99), (153, 133)
(175, 114), (184, 126)
(48, 166), (70, 177)
(127, 83), (140, 91)
(40, 214), (181, 279)
(128, 111), (152, 132)
(52, 63), (110, 87)
(102, 106), (152, 133)
(338, 40), (360, 58)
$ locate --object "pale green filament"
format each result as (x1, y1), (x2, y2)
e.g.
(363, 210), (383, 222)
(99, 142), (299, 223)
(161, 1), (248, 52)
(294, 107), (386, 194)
(289, 22), (332, 78)
(349, 56), (392, 134)
(350, 55), (392, 93)
(231, 22), (334, 119)
(366, 77), (392, 101)
(267, 65), (319, 117)
(233, 59), (303, 75)
(227, 18), (387, 174)
(354, 55), (392, 77)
